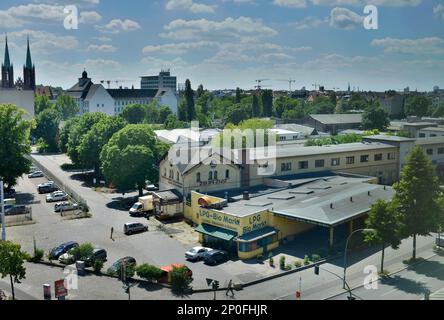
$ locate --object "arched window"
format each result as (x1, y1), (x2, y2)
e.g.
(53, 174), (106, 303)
(196, 173), (201, 183)
(226, 169), (230, 179)
(176, 172), (180, 181)
(163, 168), (166, 177)
(209, 172), (213, 181)
(214, 171), (218, 180)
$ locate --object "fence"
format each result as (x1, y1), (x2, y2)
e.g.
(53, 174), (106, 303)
(4, 208), (33, 227)
(27, 155), (89, 212)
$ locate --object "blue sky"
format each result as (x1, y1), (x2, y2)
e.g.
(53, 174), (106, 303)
(0, 0), (443, 91)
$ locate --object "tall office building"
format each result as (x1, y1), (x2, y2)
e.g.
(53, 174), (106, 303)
(140, 70), (177, 91)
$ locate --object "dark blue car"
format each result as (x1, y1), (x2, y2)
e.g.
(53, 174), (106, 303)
(49, 241), (79, 260)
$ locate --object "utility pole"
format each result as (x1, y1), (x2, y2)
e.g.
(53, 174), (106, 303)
(1, 181), (5, 241)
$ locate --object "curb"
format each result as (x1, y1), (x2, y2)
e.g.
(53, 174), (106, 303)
(323, 252), (438, 300)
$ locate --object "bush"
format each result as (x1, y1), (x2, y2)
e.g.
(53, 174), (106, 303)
(303, 255), (310, 265)
(279, 256), (286, 270)
(61, 163), (84, 171)
(311, 254), (321, 263)
(136, 264), (163, 282)
(70, 243), (94, 261)
(29, 249), (44, 263)
(285, 264), (293, 271)
(37, 138), (49, 153)
(170, 266), (193, 293)
(93, 260), (104, 273)
(269, 257), (274, 267)
(294, 260), (302, 268)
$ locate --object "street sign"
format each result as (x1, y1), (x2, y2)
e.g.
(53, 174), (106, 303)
(55, 279), (67, 299)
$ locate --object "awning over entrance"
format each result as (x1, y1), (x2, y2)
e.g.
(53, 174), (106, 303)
(237, 227), (278, 243)
(195, 223), (238, 241)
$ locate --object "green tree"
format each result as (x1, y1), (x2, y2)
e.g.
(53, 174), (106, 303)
(274, 96), (301, 118)
(0, 241), (29, 300)
(329, 91), (337, 106)
(196, 84), (204, 99)
(365, 200), (403, 273)
(184, 79), (196, 121)
(178, 98), (188, 122)
(158, 105), (173, 123)
(121, 104), (146, 124)
(100, 125), (168, 196)
(392, 146), (442, 260)
(70, 243), (94, 261)
(261, 90), (273, 117)
(34, 95), (53, 115)
(0, 104), (33, 188)
(66, 112), (108, 166)
(136, 264), (163, 282)
(432, 103), (444, 118)
(309, 96), (335, 114)
(54, 95), (79, 120)
(170, 266), (193, 293)
(59, 117), (80, 153)
(405, 95), (432, 117)
(362, 101), (390, 131)
(252, 94), (261, 118)
(145, 102), (160, 124)
(77, 116), (127, 178)
(33, 108), (60, 152)
(235, 87), (242, 103)
(164, 114), (184, 129)
(225, 103), (251, 125)
(348, 93), (369, 110)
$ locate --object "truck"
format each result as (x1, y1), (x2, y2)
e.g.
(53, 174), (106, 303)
(129, 195), (153, 217)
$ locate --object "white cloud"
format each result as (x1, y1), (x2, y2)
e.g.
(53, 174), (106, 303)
(289, 16), (328, 29)
(97, 19), (141, 34)
(330, 7), (363, 29)
(79, 11), (102, 24)
(273, 0), (306, 8)
(434, 4), (444, 20)
(86, 44), (117, 53)
(310, 0), (421, 6)
(160, 17), (278, 40)
(371, 37), (444, 54)
(143, 41), (218, 54)
(166, 0), (216, 14)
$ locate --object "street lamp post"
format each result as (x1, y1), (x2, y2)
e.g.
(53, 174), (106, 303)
(343, 228), (375, 289)
(1, 180), (5, 241)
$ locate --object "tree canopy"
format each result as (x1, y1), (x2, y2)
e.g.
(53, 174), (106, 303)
(0, 104), (33, 187)
(33, 108), (60, 153)
(405, 95), (431, 117)
(54, 95), (79, 121)
(0, 241), (29, 300)
(362, 101), (390, 131)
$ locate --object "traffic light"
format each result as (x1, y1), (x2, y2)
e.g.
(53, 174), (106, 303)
(314, 264), (320, 275)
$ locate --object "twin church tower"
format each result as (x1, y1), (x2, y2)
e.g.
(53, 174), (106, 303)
(1, 36), (36, 91)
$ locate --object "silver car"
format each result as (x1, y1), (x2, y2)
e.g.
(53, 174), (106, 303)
(28, 171), (44, 178)
(54, 202), (79, 212)
(46, 191), (68, 203)
(185, 247), (212, 261)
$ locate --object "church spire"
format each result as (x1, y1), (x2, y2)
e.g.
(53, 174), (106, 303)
(4, 35), (11, 68)
(25, 36), (32, 70)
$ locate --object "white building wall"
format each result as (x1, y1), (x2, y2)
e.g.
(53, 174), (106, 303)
(87, 86), (115, 116)
(0, 89), (35, 119)
(157, 89), (178, 115)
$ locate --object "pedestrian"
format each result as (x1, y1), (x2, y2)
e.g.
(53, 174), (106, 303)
(110, 227), (114, 240)
(226, 280), (235, 297)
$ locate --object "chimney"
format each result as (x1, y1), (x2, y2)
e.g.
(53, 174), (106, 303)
(243, 191), (250, 201)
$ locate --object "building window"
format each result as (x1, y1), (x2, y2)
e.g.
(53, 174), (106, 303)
(281, 162), (292, 172)
(431, 134), (437, 137)
(427, 149), (434, 156)
(419, 133), (426, 138)
(360, 155), (369, 163)
(225, 170), (230, 179)
(315, 160), (325, 168)
(388, 152), (396, 160)
(196, 173), (201, 183)
(209, 172), (213, 181)
(214, 171), (218, 180)
(163, 168), (166, 177)
(374, 154), (383, 161)
(438, 148), (444, 155)
(331, 158), (340, 166)
(176, 172), (180, 182)
(299, 161), (309, 170)
(346, 156), (355, 165)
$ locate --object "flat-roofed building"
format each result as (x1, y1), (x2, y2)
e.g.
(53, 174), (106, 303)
(418, 127), (444, 138)
(307, 114), (363, 135)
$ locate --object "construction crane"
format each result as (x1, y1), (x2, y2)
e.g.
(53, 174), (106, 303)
(277, 79), (296, 92)
(254, 79), (270, 91)
(100, 79), (134, 89)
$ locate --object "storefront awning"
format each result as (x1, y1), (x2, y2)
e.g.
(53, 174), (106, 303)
(237, 227), (278, 243)
(195, 223), (238, 241)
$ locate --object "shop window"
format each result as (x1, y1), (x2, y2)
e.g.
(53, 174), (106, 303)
(225, 170), (230, 179)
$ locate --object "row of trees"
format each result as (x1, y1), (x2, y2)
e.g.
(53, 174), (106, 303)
(365, 146), (444, 272)
(60, 112), (169, 195)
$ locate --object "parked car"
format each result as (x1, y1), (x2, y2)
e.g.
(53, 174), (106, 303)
(28, 171), (44, 179)
(49, 241), (79, 260)
(59, 247), (107, 267)
(4, 205), (28, 216)
(159, 264), (193, 284)
(38, 184), (58, 194)
(185, 247), (212, 261)
(84, 248), (107, 267)
(54, 202), (79, 212)
(46, 191), (68, 203)
(107, 257), (137, 276)
(38, 181), (55, 188)
(124, 222), (148, 235)
(203, 250), (229, 265)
